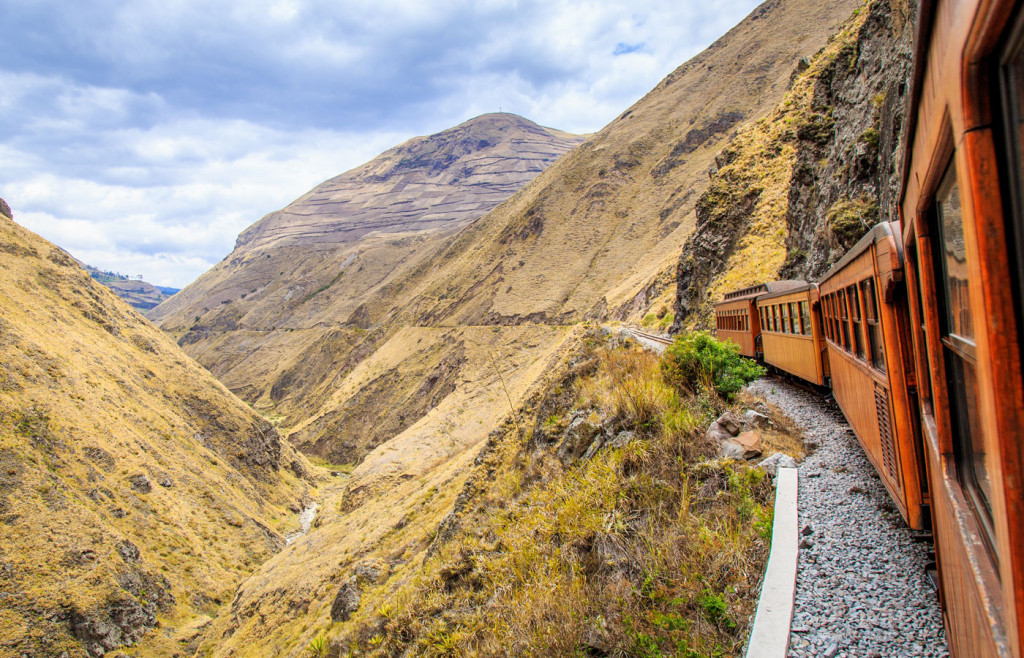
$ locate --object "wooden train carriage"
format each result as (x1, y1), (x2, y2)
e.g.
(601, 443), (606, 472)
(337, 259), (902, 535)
(818, 223), (928, 531)
(756, 282), (829, 386)
(898, 0), (1024, 654)
(714, 280), (804, 358)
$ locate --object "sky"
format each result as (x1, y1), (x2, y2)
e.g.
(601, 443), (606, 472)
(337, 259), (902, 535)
(0, 0), (763, 288)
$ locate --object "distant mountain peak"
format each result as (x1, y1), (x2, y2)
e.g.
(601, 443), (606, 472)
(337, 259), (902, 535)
(231, 115), (584, 252)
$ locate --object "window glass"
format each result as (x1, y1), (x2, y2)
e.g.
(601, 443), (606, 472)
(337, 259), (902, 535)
(781, 303), (790, 333)
(838, 289), (851, 351)
(862, 278), (885, 371)
(800, 301), (811, 336)
(789, 302), (800, 334)
(936, 163), (993, 548)
(772, 305), (779, 332)
(832, 294), (841, 341)
(1000, 22), (1024, 357)
(849, 284), (865, 360)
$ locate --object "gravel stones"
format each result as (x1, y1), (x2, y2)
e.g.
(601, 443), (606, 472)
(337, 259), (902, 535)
(746, 378), (948, 658)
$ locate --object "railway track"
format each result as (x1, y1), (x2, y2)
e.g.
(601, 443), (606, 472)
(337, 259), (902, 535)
(624, 327), (674, 349)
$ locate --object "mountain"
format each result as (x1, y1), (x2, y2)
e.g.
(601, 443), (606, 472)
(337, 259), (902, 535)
(151, 113), (582, 413)
(79, 263), (179, 311)
(147, 0), (865, 654)
(0, 204), (317, 657)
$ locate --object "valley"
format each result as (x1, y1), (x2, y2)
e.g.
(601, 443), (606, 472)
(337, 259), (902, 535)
(0, 0), (930, 655)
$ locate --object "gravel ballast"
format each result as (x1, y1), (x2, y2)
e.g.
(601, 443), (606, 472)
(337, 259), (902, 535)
(747, 377), (949, 658)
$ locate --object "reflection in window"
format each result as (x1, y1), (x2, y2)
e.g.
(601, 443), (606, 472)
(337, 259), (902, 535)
(936, 163), (993, 551)
(800, 301), (811, 336)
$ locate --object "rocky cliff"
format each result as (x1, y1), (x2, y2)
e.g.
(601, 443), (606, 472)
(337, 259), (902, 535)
(672, 0), (915, 328)
(0, 206), (316, 657)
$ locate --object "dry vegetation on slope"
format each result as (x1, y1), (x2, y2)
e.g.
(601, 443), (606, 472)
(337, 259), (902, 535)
(0, 210), (317, 657)
(311, 336), (804, 657)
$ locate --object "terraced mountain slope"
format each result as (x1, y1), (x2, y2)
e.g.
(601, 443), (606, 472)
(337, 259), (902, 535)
(0, 208), (316, 657)
(151, 113), (581, 399)
(149, 0), (865, 654)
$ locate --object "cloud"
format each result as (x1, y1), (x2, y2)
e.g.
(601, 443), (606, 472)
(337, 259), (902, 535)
(0, 0), (765, 286)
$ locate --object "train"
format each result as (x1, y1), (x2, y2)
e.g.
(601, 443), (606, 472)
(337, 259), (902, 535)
(712, 0), (1024, 655)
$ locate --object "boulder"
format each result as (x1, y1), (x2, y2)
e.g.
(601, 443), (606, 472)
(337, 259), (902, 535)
(705, 421), (734, 443)
(330, 577), (361, 622)
(758, 452), (798, 477)
(128, 474), (151, 494)
(720, 430), (763, 460)
(741, 409), (770, 430)
(715, 412), (742, 436)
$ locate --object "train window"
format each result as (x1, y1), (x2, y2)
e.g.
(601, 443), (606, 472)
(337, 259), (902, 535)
(800, 301), (811, 336)
(771, 305), (779, 332)
(999, 15), (1024, 360)
(849, 284), (866, 360)
(781, 303), (790, 333)
(862, 278), (885, 371)
(832, 294), (841, 342)
(788, 302), (799, 334)
(823, 298), (831, 340)
(838, 289), (851, 351)
(935, 162), (994, 550)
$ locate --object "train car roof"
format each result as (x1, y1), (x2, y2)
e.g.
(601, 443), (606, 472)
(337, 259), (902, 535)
(716, 280), (806, 305)
(756, 281), (817, 303)
(817, 222), (897, 284)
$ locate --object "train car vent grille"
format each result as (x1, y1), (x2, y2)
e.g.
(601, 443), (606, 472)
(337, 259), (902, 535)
(874, 385), (899, 483)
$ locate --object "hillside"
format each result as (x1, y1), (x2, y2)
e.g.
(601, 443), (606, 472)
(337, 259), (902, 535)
(0, 206), (317, 657)
(156, 0), (860, 470)
(146, 0), (867, 654)
(80, 264), (179, 311)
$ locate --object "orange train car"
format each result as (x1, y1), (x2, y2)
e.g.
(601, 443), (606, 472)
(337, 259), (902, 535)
(818, 223), (929, 531)
(714, 280), (804, 358)
(897, 0), (1024, 654)
(755, 282), (829, 386)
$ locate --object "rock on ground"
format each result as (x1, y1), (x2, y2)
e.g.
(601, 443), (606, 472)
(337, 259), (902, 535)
(746, 378), (948, 658)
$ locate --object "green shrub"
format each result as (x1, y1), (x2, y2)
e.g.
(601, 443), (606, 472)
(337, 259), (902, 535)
(661, 332), (765, 400)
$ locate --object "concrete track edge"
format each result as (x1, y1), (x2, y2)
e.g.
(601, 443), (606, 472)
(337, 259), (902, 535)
(746, 466), (799, 658)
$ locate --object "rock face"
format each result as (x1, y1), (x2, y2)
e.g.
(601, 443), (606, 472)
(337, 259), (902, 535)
(779, 0), (915, 278)
(672, 0), (916, 329)
(0, 197), (11, 218)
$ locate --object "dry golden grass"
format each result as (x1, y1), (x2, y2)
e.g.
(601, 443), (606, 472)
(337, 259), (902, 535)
(0, 214), (317, 656)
